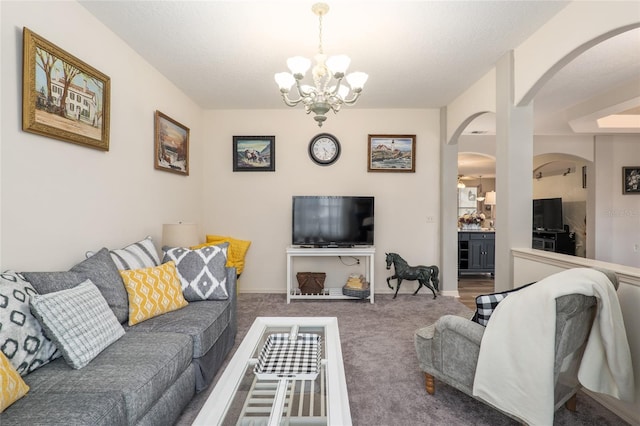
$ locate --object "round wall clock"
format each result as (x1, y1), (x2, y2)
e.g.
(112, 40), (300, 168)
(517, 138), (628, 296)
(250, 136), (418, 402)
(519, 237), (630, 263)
(308, 133), (341, 166)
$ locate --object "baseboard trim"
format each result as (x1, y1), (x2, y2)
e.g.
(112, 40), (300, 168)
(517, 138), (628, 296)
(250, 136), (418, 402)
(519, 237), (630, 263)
(441, 290), (460, 298)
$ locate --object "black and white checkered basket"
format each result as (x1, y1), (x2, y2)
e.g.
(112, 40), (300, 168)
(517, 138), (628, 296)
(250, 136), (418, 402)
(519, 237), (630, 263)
(254, 333), (321, 380)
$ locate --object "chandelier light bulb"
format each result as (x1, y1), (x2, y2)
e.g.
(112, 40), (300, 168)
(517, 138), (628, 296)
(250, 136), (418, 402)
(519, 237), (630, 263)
(274, 2), (367, 126)
(274, 72), (295, 91)
(287, 56), (311, 77)
(326, 55), (351, 76)
(345, 71), (368, 91)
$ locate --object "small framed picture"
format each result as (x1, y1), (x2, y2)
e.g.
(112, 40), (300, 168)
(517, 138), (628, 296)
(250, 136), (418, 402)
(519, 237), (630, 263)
(154, 111), (189, 175)
(233, 136), (275, 172)
(622, 166), (640, 194)
(22, 27), (111, 150)
(367, 134), (416, 172)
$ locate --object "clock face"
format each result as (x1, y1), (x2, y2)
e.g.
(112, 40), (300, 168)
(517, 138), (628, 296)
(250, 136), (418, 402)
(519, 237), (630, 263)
(309, 133), (341, 165)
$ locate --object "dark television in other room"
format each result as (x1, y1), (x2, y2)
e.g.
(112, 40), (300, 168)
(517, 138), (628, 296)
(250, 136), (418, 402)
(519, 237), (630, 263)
(533, 197), (564, 231)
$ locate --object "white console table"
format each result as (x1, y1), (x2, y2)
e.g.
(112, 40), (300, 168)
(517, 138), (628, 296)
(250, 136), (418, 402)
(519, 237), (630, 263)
(286, 246), (375, 304)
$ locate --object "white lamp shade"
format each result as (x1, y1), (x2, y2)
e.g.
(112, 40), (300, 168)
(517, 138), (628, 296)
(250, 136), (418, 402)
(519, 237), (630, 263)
(274, 72), (295, 90)
(162, 223), (199, 248)
(345, 71), (368, 90)
(485, 191), (496, 205)
(326, 54), (351, 75)
(287, 56), (311, 76)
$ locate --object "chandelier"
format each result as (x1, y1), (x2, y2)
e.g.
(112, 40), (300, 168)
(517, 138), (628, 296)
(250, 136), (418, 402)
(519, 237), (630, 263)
(274, 3), (368, 127)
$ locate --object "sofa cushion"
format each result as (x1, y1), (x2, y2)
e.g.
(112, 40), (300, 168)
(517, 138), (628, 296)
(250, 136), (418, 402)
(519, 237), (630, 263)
(471, 282), (535, 326)
(12, 332), (192, 425)
(120, 262), (188, 326)
(0, 271), (60, 375)
(22, 248), (129, 323)
(194, 235), (251, 276)
(0, 351), (29, 413)
(0, 391), (127, 426)
(72, 248), (129, 323)
(30, 280), (125, 369)
(162, 243), (229, 301)
(110, 236), (161, 270)
(126, 299), (231, 358)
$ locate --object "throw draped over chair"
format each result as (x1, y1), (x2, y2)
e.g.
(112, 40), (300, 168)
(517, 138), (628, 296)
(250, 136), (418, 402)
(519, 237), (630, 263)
(414, 269), (622, 423)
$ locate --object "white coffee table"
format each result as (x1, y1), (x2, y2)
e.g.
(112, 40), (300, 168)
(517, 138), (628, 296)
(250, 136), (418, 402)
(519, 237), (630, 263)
(193, 317), (352, 426)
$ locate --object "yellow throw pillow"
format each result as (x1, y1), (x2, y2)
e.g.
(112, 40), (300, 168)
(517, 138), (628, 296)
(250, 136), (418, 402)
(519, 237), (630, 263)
(192, 235), (251, 276)
(120, 261), (188, 326)
(1, 351), (29, 413)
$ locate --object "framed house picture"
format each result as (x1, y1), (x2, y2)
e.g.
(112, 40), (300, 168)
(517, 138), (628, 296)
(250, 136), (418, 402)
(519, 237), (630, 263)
(22, 27), (111, 151)
(154, 111), (189, 175)
(622, 166), (640, 194)
(233, 136), (275, 172)
(367, 134), (416, 172)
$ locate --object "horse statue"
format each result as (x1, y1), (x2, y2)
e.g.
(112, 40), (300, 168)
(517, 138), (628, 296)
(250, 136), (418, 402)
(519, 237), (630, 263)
(385, 252), (439, 299)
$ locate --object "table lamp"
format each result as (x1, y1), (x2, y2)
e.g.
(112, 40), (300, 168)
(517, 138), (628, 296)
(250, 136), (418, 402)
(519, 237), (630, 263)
(162, 222), (199, 248)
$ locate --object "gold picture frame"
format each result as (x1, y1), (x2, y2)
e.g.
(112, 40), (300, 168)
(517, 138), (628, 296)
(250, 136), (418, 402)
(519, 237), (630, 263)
(22, 27), (111, 151)
(367, 134), (416, 172)
(154, 111), (190, 176)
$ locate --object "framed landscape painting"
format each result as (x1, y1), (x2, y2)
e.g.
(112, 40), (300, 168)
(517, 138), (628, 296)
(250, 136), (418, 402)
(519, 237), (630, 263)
(154, 111), (189, 175)
(367, 134), (416, 172)
(22, 27), (111, 150)
(233, 136), (275, 172)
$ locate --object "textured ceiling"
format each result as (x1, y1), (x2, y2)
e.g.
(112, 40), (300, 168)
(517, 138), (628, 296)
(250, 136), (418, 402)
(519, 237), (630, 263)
(80, 1), (640, 176)
(79, 1), (569, 110)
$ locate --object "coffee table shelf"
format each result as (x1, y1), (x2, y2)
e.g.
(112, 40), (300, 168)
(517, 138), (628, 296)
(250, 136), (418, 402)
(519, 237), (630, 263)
(193, 317), (351, 426)
(237, 364), (327, 425)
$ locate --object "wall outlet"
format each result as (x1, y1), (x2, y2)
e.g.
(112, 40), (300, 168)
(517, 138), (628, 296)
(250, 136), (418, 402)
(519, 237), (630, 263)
(634, 244), (639, 253)
(426, 216), (436, 223)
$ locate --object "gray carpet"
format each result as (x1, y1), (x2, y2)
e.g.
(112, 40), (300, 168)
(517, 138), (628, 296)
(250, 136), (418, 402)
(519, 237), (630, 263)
(176, 293), (629, 425)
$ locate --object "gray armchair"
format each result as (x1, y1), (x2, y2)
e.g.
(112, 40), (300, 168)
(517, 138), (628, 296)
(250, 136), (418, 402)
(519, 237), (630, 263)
(414, 270), (619, 423)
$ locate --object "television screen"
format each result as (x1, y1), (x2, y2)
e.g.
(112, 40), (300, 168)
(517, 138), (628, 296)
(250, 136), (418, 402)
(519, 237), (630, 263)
(532, 197), (563, 231)
(292, 196), (374, 247)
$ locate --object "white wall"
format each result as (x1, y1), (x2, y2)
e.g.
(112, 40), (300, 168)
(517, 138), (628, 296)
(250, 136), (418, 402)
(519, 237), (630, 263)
(201, 108), (441, 294)
(594, 135), (640, 268)
(1, 1), (204, 270)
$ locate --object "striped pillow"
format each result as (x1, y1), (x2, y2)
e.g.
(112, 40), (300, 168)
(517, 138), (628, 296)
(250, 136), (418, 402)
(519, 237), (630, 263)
(29, 280), (125, 369)
(110, 236), (160, 270)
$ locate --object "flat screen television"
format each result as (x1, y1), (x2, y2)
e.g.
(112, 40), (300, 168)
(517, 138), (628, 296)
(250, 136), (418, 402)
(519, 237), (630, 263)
(532, 197), (564, 231)
(292, 196), (374, 247)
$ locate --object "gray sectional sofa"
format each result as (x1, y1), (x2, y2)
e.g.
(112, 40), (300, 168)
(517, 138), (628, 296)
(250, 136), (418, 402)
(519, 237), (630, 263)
(0, 243), (237, 426)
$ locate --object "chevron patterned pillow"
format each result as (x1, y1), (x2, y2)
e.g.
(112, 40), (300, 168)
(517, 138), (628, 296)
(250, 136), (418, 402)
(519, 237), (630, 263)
(162, 243), (229, 301)
(0, 351), (29, 412)
(119, 261), (188, 326)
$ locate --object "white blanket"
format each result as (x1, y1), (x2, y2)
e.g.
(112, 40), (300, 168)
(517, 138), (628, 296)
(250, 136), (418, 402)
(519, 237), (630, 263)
(472, 268), (634, 425)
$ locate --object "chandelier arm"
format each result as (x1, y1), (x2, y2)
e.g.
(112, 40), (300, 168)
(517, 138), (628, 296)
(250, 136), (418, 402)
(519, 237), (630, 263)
(340, 91), (363, 105)
(280, 92), (304, 107)
(294, 79), (316, 99)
